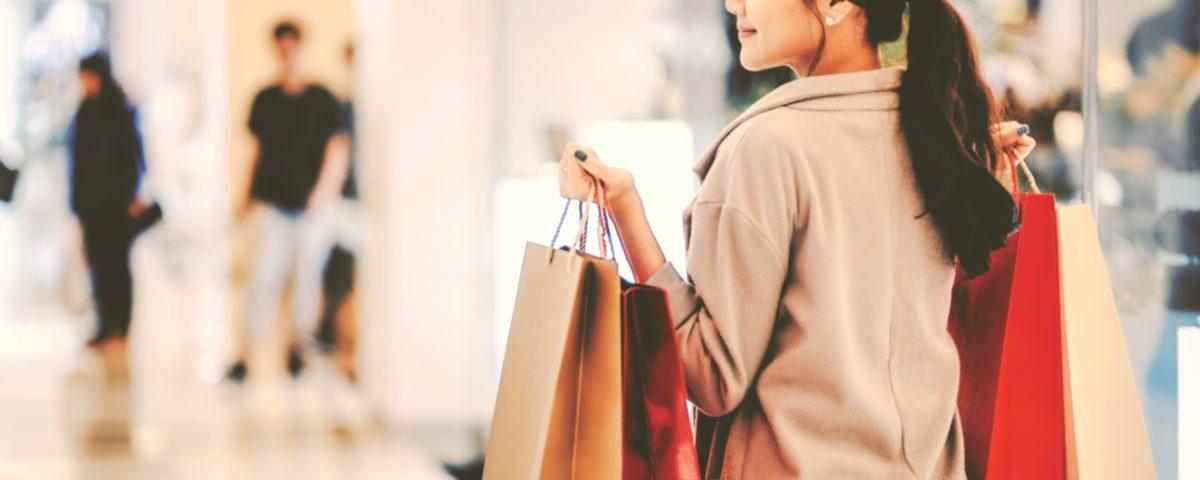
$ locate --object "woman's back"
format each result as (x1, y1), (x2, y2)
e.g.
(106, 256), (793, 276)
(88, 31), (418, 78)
(656, 67), (964, 479)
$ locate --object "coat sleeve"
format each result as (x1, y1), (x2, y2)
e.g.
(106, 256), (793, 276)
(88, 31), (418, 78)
(645, 121), (801, 416)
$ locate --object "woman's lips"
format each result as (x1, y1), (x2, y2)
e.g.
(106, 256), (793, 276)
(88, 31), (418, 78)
(738, 28), (757, 38)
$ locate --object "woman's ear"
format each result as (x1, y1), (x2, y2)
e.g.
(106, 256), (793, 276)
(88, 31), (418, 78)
(823, 0), (857, 26)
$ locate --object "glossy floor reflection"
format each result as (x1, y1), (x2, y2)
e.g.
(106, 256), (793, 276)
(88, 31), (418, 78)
(0, 313), (452, 480)
(0, 200), (468, 479)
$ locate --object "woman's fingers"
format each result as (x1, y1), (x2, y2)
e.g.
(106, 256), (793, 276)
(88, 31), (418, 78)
(990, 121), (1036, 167)
(571, 145), (607, 178)
(991, 121), (1026, 147)
(559, 143), (586, 199)
(559, 143), (604, 200)
(989, 121), (1018, 135)
(1013, 135), (1037, 160)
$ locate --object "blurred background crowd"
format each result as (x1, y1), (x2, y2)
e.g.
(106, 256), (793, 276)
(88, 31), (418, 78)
(0, 0), (1195, 478)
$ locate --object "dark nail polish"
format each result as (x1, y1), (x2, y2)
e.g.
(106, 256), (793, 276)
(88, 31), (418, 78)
(574, 150), (588, 161)
(1016, 124), (1030, 137)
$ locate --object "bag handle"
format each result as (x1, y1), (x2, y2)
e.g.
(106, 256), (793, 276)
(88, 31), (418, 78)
(585, 180), (616, 257)
(573, 179), (614, 259)
(547, 180), (595, 269)
(553, 177), (612, 257)
(593, 182), (620, 265)
(1005, 147), (1041, 195)
(1017, 158), (1041, 194)
(590, 181), (623, 279)
(546, 177), (622, 276)
(1003, 148), (1042, 223)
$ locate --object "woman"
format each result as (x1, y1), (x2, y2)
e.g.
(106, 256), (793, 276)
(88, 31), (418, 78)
(559, 0), (1035, 477)
(70, 52), (145, 349)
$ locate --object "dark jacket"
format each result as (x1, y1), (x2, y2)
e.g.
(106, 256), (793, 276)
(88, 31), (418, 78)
(69, 98), (144, 217)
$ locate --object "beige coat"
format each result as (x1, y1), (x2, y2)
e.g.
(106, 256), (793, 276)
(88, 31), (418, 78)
(646, 67), (965, 479)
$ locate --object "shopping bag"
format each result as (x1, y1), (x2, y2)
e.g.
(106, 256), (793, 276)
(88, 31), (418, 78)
(575, 180), (699, 480)
(1057, 205), (1156, 480)
(621, 282), (700, 479)
(484, 186), (622, 480)
(949, 192), (1066, 479)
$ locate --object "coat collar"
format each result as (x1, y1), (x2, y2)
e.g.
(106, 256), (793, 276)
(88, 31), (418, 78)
(693, 67), (904, 181)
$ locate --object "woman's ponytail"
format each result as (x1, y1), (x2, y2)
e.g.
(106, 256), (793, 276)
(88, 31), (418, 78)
(897, 0), (1016, 277)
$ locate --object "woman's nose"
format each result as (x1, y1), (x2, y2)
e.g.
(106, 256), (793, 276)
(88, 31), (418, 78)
(725, 0), (745, 16)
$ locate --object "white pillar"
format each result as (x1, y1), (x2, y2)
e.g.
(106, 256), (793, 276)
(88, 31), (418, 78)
(1181, 322), (1200, 479)
(356, 0), (496, 426)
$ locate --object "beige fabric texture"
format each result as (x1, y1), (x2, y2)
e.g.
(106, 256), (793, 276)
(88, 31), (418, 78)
(647, 67), (965, 479)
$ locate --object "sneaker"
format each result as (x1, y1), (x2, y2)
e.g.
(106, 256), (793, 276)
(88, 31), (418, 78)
(225, 360), (247, 383)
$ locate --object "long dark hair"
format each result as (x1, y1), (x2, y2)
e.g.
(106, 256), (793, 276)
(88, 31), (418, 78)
(78, 52), (130, 115)
(819, 0), (1017, 277)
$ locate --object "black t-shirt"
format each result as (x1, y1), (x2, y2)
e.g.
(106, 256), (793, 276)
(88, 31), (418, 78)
(248, 84), (340, 212)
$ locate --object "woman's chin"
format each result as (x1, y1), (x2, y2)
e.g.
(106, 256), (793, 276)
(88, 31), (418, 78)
(738, 53), (772, 73)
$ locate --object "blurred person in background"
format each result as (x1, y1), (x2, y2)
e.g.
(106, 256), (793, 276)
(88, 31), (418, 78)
(70, 52), (146, 351)
(314, 41), (360, 381)
(227, 20), (349, 382)
(560, 0), (1034, 476)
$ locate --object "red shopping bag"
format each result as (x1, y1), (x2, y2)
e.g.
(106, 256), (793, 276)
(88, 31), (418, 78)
(948, 193), (1066, 479)
(573, 179), (698, 479)
(621, 282), (700, 479)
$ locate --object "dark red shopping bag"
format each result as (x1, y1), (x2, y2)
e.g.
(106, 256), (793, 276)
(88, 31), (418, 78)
(948, 193), (1065, 479)
(622, 283), (700, 480)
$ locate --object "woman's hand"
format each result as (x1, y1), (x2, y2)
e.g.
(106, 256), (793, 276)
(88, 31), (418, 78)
(559, 142), (666, 282)
(128, 200), (148, 217)
(990, 121), (1038, 192)
(992, 121), (1036, 164)
(558, 143), (635, 207)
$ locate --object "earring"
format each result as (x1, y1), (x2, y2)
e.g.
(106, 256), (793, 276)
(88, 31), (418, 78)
(824, 16), (835, 26)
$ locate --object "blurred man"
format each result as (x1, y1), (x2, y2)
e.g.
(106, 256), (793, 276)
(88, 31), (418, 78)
(70, 52), (146, 350)
(228, 20), (349, 381)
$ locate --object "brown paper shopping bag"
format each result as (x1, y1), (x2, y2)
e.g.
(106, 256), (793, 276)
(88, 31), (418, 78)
(1057, 204), (1156, 480)
(541, 248), (622, 480)
(484, 188), (622, 480)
